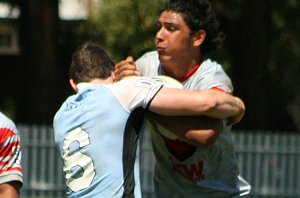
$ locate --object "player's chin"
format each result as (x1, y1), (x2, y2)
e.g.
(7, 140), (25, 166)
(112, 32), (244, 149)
(158, 54), (169, 63)
(157, 50), (171, 60)
(158, 56), (176, 71)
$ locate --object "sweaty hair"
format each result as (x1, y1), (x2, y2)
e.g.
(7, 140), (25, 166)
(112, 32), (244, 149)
(162, 0), (224, 55)
(69, 42), (115, 83)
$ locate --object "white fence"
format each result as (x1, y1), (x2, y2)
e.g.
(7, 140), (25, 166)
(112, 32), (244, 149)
(17, 125), (300, 198)
(19, 125), (66, 197)
(234, 131), (300, 197)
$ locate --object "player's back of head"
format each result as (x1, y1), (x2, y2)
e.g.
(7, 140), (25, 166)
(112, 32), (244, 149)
(69, 42), (115, 84)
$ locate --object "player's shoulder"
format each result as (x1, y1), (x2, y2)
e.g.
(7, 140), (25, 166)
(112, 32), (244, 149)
(117, 75), (182, 88)
(114, 76), (158, 88)
(0, 112), (18, 133)
(152, 75), (183, 89)
(136, 51), (160, 76)
(136, 51), (159, 67)
(201, 59), (224, 70)
(139, 50), (158, 59)
(0, 111), (11, 123)
(197, 58), (229, 77)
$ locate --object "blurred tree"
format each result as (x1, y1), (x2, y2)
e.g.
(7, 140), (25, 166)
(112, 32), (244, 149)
(212, 0), (299, 130)
(215, 0), (274, 129)
(81, 0), (165, 61)
(269, 0), (300, 130)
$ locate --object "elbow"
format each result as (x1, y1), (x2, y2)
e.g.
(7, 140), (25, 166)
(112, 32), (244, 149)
(203, 90), (221, 111)
(203, 100), (219, 114)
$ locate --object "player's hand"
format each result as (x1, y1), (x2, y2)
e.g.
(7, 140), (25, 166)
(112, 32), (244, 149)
(114, 56), (140, 81)
(227, 97), (245, 126)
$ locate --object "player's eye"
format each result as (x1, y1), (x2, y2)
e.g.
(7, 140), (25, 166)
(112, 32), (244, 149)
(166, 25), (176, 32)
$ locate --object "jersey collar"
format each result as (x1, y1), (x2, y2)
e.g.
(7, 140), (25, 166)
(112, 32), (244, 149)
(162, 58), (204, 82)
(77, 82), (93, 92)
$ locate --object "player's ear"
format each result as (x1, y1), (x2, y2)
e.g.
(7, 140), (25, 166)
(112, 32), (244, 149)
(193, 29), (206, 47)
(111, 72), (116, 82)
(69, 79), (78, 92)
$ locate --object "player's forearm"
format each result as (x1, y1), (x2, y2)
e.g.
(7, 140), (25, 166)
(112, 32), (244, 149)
(149, 88), (244, 119)
(148, 113), (223, 147)
(178, 118), (223, 147)
(201, 92), (245, 120)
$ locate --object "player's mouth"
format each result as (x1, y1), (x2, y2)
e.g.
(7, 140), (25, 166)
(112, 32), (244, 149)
(156, 46), (166, 53)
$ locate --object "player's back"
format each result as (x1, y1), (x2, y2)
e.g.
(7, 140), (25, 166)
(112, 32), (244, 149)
(53, 84), (142, 198)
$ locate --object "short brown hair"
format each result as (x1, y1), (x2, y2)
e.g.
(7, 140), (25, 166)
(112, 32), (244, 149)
(69, 42), (115, 83)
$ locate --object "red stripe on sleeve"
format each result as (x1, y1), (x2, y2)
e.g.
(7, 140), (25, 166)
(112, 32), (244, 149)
(0, 167), (22, 174)
(211, 87), (225, 92)
(0, 128), (15, 144)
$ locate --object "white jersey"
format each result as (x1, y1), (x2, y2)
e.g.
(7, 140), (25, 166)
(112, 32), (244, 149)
(0, 112), (23, 186)
(53, 77), (162, 198)
(136, 51), (251, 197)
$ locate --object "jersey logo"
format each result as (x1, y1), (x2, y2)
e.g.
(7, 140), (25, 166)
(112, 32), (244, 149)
(162, 136), (196, 161)
(169, 156), (205, 184)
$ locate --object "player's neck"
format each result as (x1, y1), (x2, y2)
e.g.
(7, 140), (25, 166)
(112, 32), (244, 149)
(163, 57), (204, 81)
(89, 78), (113, 85)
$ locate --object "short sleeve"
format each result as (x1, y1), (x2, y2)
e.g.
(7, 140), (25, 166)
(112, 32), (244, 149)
(108, 77), (163, 112)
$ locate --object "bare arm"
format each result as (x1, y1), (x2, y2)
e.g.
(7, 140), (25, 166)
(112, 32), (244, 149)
(0, 181), (21, 198)
(147, 89), (242, 147)
(114, 56), (245, 125)
(149, 88), (245, 121)
(115, 58), (244, 147)
(148, 112), (223, 147)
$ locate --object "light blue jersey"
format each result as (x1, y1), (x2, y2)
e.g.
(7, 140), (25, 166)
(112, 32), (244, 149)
(53, 77), (162, 198)
(136, 51), (251, 198)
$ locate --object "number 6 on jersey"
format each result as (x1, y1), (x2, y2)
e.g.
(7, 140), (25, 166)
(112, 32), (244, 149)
(63, 127), (95, 192)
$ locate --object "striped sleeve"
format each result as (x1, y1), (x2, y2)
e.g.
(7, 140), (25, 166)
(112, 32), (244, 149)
(0, 127), (23, 185)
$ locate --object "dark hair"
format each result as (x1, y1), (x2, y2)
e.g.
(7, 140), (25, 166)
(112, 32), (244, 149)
(69, 42), (115, 83)
(162, 0), (224, 55)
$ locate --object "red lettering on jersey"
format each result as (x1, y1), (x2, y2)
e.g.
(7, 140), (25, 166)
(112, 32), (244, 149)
(169, 156), (205, 184)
